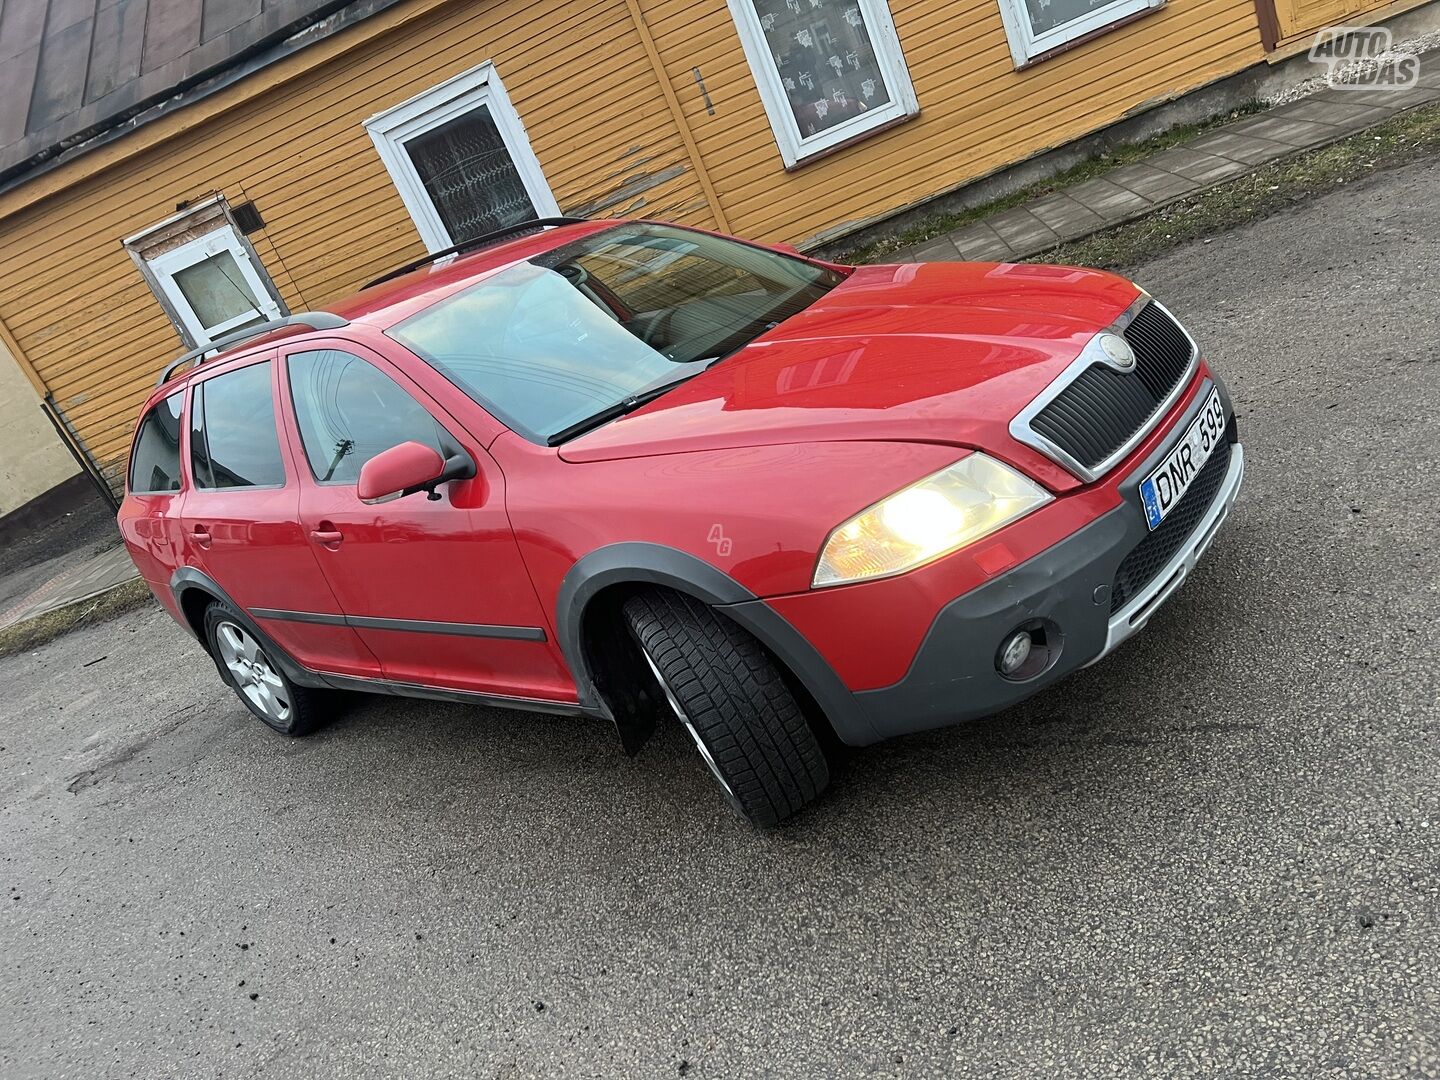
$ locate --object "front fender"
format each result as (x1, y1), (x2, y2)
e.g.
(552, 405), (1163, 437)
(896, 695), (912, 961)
(556, 543), (879, 750)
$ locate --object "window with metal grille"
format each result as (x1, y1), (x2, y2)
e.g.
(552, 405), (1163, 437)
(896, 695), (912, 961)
(364, 63), (561, 254)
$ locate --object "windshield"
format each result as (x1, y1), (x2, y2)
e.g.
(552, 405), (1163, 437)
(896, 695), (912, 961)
(387, 223), (843, 443)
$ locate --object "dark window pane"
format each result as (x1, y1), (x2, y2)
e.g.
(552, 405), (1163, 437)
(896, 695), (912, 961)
(195, 362), (286, 489)
(287, 350), (446, 485)
(1023, 0), (1119, 36)
(751, 0), (893, 138)
(129, 392), (185, 494)
(404, 104), (537, 243)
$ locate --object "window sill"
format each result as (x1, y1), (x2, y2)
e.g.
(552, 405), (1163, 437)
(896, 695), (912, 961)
(1013, 2), (1167, 71)
(782, 110), (921, 172)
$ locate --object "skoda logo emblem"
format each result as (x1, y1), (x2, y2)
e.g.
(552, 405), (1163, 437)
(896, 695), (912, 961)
(1098, 333), (1137, 372)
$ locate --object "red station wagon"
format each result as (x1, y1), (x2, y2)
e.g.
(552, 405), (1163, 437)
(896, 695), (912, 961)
(119, 218), (1245, 826)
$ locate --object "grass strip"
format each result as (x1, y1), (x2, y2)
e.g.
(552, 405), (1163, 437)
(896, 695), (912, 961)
(0, 578), (154, 660)
(1038, 99), (1440, 269)
(835, 103), (1266, 263)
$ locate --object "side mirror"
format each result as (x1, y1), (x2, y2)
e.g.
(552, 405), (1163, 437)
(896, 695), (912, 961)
(357, 441), (475, 503)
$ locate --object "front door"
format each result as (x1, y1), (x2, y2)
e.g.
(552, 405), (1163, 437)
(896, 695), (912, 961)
(276, 340), (573, 703)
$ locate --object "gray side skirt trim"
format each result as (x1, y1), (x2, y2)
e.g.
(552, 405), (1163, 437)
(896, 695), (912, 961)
(313, 669), (587, 717)
(250, 608), (547, 642)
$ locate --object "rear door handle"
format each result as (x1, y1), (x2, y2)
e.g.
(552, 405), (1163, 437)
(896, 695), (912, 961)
(192, 525), (212, 549)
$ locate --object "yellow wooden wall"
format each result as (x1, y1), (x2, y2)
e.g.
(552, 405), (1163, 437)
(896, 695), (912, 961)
(0, 0), (715, 482)
(0, 0), (1269, 484)
(647, 0), (1268, 242)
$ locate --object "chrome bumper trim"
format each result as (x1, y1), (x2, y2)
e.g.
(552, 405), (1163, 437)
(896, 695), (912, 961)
(1089, 442), (1246, 664)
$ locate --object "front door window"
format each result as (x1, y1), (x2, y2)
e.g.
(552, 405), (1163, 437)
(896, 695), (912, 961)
(286, 349), (450, 484)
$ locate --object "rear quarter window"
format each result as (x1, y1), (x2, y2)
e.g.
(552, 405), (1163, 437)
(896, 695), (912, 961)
(128, 392), (185, 494)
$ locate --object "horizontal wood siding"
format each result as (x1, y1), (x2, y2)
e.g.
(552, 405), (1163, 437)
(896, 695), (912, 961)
(0, 0), (712, 481)
(646, 0), (1267, 243)
(0, 0), (1269, 482)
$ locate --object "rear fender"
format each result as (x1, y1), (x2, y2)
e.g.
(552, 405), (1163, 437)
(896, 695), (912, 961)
(168, 567), (328, 690)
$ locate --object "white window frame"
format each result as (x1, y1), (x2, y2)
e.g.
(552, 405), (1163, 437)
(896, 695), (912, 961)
(124, 198), (288, 351)
(147, 230), (284, 348)
(727, 0), (919, 169)
(994, 0), (1164, 67)
(364, 62), (561, 254)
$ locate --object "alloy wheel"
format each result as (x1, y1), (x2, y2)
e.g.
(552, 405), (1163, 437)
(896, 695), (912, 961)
(215, 621), (291, 725)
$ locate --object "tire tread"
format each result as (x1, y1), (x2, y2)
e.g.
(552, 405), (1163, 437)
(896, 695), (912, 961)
(622, 589), (828, 826)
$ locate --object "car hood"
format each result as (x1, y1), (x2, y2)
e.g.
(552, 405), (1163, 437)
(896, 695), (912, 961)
(557, 261), (1142, 489)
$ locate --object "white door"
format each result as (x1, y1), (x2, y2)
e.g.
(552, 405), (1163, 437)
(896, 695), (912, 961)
(148, 228), (284, 348)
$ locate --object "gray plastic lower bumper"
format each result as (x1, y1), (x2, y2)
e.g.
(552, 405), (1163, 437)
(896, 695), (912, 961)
(848, 437), (1245, 743)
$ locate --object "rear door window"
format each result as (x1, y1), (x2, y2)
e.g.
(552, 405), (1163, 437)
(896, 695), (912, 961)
(191, 361), (286, 489)
(286, 350), (448, 485)
(129, 392), (186, 494)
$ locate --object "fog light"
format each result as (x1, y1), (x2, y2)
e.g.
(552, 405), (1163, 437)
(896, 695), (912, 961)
(997, 630), (1033, 676)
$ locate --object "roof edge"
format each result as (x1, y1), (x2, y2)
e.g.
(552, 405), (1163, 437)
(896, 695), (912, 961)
(0, 0), (410, 204)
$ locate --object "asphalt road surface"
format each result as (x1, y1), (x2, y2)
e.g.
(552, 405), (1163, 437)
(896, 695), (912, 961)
(3, 156), (1438, 1080)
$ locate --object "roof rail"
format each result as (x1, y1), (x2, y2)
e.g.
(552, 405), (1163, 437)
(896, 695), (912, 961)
(156, 312), (349, 386)
(362, 216), (590, 290)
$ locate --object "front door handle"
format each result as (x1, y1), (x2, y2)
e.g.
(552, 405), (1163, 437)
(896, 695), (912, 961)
(192, 525), (212, 550)
(310, 527), (343, 547)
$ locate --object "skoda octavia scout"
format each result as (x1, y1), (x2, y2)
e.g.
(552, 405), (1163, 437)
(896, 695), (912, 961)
(119, 218), (1245, 826)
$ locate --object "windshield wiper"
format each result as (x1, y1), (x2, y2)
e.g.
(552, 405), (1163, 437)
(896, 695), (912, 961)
(547, 380), (692, 446)
(547, 352), (740, 446)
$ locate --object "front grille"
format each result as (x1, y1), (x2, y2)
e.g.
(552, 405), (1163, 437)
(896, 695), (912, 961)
(1110, 438), (1232, 613)
(1029, 302), (1195, 473)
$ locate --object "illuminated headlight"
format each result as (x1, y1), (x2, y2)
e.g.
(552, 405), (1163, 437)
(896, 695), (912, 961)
(813, 454), (1052, 588)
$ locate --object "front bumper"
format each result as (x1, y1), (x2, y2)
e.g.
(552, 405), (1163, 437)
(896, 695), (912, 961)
(846, 386), (1245, 742)
(1095, 442), (1244, 663)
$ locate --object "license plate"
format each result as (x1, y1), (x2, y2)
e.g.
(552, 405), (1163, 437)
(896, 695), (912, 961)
(1139, 388), (1226, 530)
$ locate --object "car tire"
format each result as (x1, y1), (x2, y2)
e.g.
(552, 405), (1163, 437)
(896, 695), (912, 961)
(621, 588), (830, 827)
(203, 601), (330, 737)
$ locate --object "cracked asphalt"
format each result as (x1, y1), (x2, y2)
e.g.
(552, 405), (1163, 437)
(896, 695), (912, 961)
(2, 156), (1438, 1079)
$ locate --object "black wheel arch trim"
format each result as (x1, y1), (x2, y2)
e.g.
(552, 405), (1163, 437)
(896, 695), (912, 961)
(556, 543), (880, 747)
(169, 568), (329, 690)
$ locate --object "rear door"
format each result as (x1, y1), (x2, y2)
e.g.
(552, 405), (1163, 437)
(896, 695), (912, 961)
(117, 390), (190, 592)
(184, 354), (379, 678)
(277, 339), (573, 703)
